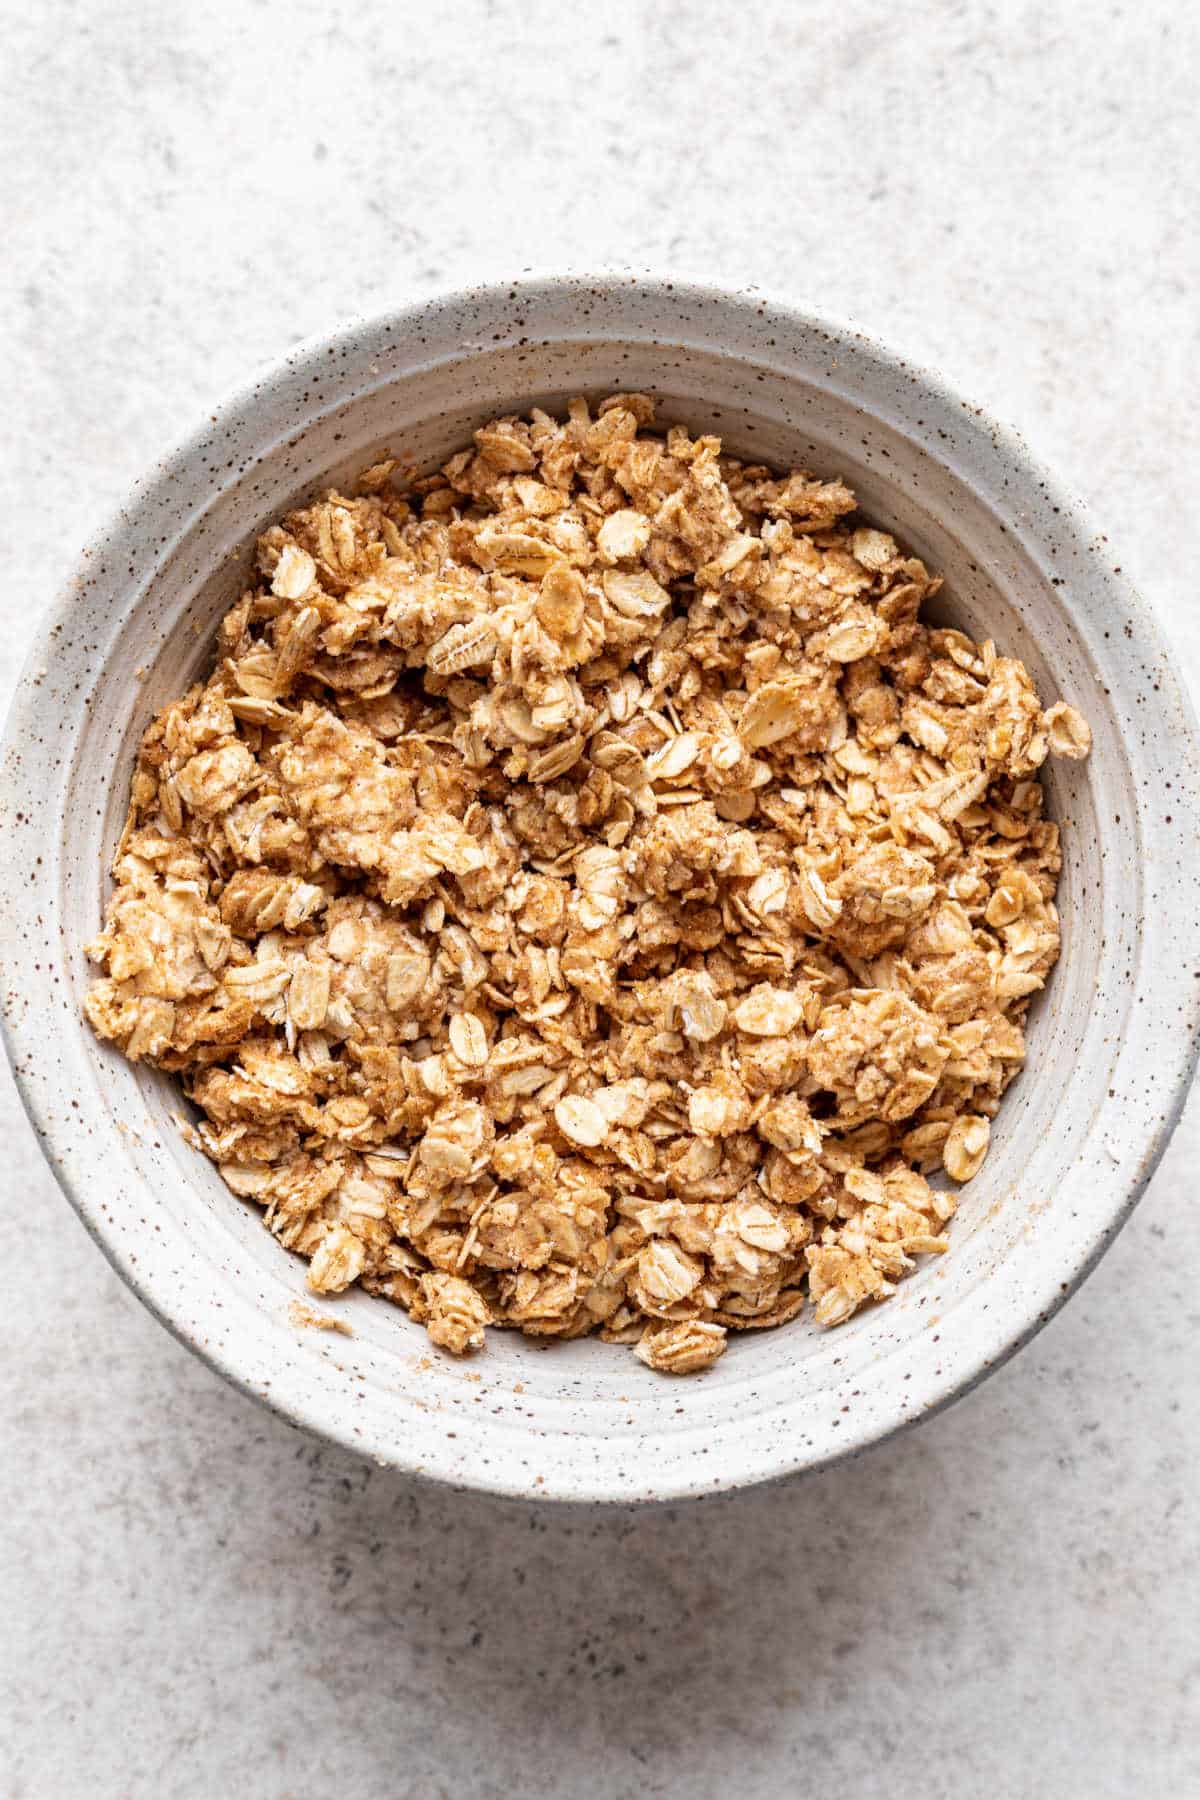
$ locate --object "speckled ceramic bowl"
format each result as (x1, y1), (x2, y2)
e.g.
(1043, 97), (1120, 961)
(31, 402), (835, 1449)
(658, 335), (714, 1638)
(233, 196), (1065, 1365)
(4, 276), (1199, 1502)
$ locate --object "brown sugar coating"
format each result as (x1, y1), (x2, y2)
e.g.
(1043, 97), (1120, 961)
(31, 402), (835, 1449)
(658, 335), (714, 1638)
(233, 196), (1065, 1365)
(85, 395), (1090, 1374)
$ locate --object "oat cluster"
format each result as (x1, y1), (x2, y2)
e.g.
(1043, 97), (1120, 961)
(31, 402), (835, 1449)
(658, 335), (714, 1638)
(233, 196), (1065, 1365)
(85, 394), (1091, 1374)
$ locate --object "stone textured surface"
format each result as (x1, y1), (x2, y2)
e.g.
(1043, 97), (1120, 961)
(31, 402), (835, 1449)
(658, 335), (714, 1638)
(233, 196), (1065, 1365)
(1, 0), (1197, 1794)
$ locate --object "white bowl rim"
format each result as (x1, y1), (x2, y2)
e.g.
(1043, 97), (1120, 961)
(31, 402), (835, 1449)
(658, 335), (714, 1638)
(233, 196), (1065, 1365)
(4, 270), (1200, 1502)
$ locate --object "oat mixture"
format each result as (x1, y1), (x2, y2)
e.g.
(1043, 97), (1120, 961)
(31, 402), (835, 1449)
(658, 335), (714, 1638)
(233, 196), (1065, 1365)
(84, 395), (1091, 1374)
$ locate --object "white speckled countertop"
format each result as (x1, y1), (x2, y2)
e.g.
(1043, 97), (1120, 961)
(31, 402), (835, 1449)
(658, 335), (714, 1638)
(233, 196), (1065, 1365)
(3, 2), (1198, 1794)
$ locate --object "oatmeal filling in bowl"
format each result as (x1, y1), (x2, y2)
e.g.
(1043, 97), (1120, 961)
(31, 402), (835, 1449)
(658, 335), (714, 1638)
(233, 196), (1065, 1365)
(83, 393), (1091, 1375)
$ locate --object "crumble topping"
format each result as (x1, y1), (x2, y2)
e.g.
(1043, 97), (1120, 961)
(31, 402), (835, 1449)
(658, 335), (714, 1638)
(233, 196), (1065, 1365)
(85, 394), (1090, 1372)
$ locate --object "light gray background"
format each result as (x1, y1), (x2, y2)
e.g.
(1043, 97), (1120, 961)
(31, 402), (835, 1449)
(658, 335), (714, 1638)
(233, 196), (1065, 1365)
(3, 2), (1197, 1796)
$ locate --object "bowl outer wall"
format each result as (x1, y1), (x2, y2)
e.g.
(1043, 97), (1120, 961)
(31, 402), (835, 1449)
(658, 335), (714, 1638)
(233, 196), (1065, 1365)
(3, 274), (1199, 1503)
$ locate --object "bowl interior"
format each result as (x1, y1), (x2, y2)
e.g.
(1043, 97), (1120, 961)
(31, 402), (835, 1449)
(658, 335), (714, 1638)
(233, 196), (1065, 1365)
(60, 326), (1127, 1483)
